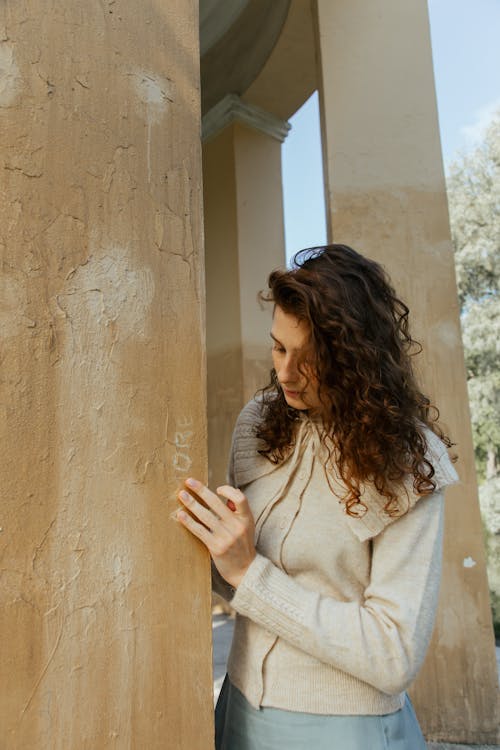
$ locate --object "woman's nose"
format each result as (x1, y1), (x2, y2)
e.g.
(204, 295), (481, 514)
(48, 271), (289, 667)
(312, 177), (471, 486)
(279, 355), (299, 383)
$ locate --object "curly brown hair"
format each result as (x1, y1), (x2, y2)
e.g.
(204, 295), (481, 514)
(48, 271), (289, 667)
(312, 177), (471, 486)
(256, 244), (457, 517)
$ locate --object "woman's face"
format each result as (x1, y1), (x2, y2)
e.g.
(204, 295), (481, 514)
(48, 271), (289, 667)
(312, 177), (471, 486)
(270, 306), (323, 412)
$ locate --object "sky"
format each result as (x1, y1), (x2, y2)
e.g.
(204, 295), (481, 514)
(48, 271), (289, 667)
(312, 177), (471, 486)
(282, 0), (500, 260)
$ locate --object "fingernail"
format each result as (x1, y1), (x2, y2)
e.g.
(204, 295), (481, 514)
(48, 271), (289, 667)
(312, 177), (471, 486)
(227, 500), (236, 512)
(186, 478), (197, 488)
(180, 491), (190, 501)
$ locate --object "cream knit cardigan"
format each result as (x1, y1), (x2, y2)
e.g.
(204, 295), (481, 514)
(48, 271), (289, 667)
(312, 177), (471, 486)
(212, 399), (460, 715)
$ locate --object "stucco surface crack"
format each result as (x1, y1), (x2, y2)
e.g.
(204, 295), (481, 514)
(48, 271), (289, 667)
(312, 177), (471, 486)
(20, 604), (98, 719)
(4, 164), (43, 178)
(20, 617), (64, 717)
(32, 517), (57, 572)
(18, 592), (42, 616)
(29, 45), (41, 65)
(27, 214), (61, 242)
(102, 145), (135, 194)
(36, 69), (55, 95)
(133, 449), (161, 484)
(64, 255), (92, 281)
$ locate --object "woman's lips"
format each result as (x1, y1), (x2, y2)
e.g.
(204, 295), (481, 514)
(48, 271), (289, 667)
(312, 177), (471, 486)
(283, 388), (301, 397)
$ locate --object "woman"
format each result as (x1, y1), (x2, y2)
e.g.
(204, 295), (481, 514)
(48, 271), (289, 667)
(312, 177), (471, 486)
(175, 244), (459, 749)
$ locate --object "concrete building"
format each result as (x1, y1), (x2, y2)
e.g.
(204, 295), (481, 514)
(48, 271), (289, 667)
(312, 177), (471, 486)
(0, 0), (497, 746)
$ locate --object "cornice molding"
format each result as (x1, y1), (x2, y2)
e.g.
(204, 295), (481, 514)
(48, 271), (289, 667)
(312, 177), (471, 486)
(202, 93), (291, 143)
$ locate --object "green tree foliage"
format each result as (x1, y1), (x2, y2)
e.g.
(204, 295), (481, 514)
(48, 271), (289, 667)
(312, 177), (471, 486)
(447, 113), (500, 640)
(447, 112), (500, 481)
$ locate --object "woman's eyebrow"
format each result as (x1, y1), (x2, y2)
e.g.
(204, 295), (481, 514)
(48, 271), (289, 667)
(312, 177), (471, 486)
(270, 332), (302, 352)
(270, 332), (286, 346)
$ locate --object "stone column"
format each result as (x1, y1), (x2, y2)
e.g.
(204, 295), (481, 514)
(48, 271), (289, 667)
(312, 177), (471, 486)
(203, 94), (289, 488)
(314, 0), (499, 743)
(0, 2), (213, 748)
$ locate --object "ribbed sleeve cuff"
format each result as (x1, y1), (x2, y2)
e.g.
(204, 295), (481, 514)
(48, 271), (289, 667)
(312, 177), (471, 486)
(230, 553), (309, 640)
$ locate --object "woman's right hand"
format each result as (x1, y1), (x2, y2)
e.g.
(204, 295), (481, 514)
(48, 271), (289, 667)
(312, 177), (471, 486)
(176, 478), (257, 589)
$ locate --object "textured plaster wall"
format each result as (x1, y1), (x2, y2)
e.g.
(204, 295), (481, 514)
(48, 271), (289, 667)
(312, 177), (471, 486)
(204, 122), (285, 490)
(314, 0), (499, 742)
(204, 127), (244, 490)
(0, 2), (212, 748)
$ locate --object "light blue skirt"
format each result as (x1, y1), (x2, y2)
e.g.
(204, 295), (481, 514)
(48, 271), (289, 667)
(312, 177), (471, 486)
(215, 675), (427, 750)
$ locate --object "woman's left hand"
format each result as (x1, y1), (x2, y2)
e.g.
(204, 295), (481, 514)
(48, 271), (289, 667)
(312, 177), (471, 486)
(176, 478), (256, 589)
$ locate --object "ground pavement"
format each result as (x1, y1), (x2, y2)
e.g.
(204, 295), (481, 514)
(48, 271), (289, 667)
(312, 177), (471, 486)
(212, 613), (500, 749)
